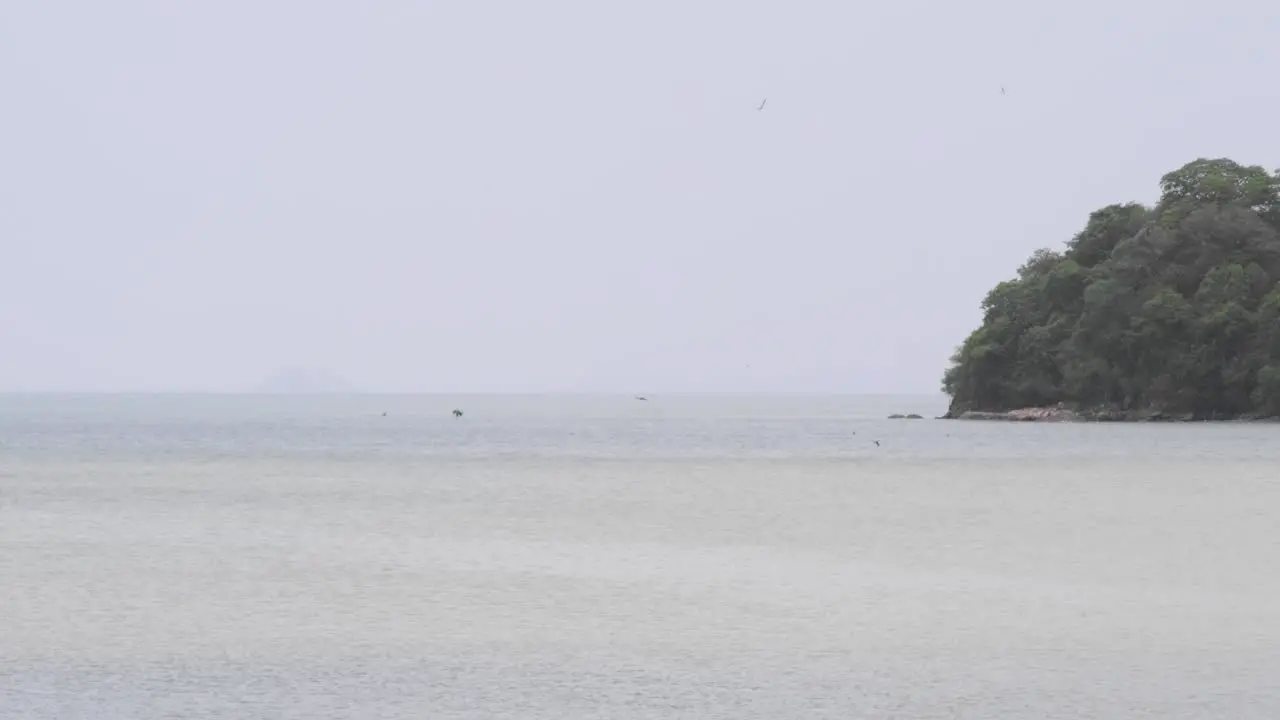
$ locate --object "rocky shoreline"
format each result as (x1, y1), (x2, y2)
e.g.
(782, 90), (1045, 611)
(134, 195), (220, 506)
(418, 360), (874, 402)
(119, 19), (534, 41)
(943, 404), (1277, 422)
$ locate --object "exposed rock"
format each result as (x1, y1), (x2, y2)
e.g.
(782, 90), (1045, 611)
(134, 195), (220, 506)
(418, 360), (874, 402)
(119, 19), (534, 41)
(947, 404), (1274, 422)
(956, 408), (1079, 422)
(887, 413), (925, 419)
(1009, 407), (1079, 422)
(954, 411), (1006, 421)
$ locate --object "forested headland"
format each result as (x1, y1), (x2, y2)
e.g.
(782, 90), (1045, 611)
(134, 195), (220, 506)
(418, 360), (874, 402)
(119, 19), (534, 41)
(943, 158), (1280, 421)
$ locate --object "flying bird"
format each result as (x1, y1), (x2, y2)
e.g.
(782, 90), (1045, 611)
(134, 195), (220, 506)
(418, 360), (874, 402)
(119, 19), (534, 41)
(1000, 86), (1006, 95)
(757, 98), (767, 111)
(452, 409), (463, 418)
(874, 440), (880, 447)
(634, 396), (648, 401)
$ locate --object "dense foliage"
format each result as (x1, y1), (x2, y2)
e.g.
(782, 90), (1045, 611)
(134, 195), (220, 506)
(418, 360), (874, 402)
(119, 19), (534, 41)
(943, 158), (1280, 418)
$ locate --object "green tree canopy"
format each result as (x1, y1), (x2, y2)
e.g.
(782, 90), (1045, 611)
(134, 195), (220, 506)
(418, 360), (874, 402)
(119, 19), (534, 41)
(943, 157), (1280, 419)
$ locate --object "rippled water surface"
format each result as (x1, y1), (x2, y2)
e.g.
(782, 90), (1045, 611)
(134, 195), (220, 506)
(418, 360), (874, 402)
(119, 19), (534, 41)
(3, 394), (1279, 718)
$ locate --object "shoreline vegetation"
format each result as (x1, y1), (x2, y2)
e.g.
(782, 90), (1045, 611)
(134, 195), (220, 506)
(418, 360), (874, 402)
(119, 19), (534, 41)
(941, 157), (1280, 423)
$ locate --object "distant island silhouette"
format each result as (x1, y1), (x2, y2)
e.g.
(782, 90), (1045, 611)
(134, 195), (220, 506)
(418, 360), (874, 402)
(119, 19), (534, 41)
(254, 367), (354, 394)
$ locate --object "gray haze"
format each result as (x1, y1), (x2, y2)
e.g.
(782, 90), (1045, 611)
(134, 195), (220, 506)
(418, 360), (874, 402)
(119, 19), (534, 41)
(3, 1), (1277, 393)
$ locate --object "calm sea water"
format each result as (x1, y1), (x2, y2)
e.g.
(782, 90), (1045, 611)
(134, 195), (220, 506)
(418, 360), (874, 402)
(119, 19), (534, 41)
(3, 394), (1279, 718)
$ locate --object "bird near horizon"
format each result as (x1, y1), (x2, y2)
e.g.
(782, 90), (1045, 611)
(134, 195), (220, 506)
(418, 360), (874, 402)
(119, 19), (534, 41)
(757, 98), (767, 111)
(1001, 86), (1006, 95)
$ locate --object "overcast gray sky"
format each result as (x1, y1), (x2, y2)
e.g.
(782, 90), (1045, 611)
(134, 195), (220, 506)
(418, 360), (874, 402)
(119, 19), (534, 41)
(2, 0), (1277, 393)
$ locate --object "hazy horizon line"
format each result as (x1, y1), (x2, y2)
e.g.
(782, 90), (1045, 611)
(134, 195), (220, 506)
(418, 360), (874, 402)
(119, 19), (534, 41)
(0, 390), (950, 398)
